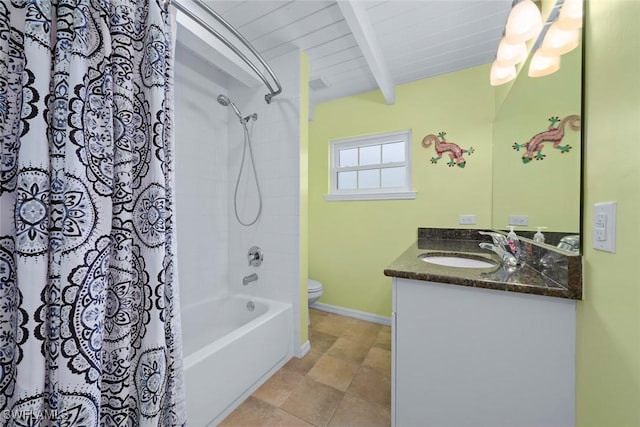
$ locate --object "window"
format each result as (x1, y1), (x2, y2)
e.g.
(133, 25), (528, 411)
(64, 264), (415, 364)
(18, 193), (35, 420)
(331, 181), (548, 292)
(326, 130), (415, 201)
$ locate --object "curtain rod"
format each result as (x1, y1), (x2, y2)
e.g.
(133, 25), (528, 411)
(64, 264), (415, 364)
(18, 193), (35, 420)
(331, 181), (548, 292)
(168, 0), (283, 104)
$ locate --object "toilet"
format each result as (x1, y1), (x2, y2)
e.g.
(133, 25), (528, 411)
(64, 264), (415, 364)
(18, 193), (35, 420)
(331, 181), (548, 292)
(307, 279), (323, 306)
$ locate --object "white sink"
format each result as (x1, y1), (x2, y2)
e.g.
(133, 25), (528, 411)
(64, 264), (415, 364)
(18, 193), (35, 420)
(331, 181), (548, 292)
(418, 254), (496, 269)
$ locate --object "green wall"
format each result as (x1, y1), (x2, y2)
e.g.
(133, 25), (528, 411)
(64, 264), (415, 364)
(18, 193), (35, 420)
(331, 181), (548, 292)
(309, 65), (494, 317)
(577, 0), (640, 425)
(307, 0), (640, 422)
(493, 46), (582, 232)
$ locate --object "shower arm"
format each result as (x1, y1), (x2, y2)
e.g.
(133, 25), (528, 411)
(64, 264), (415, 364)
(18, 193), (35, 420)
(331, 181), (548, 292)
(168, 0), (283, 104)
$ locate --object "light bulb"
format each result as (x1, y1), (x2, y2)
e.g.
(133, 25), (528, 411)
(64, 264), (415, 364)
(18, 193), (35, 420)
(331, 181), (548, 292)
(495, 38), (527, 67)
(557, 0), (583, 30)
(539, 22), (579, 56)
(490, 61), (516, 86)
(504, 0), (543, 44)
(528, 50), (560, 78)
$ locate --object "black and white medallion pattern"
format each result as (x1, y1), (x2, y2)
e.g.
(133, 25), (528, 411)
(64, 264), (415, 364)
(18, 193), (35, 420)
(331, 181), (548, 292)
(0, 1), (185, 425)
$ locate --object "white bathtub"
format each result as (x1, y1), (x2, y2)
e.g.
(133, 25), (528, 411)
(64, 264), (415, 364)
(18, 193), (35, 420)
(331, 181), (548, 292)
(182, 295), (293, 426)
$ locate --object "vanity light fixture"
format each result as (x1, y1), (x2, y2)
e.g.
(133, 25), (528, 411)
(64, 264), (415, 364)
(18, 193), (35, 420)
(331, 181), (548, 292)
(490, 0), (543, 86)
(528, 50), (560, 77)
(495, 38), (528, 67)
(528, 0), (582, 78)
(539, 22), (580, 56)
(557, 0), (583, 30)
(504, 0), (543, 44)
(490, 0), (580, 85)
(490, 62), (517, 86)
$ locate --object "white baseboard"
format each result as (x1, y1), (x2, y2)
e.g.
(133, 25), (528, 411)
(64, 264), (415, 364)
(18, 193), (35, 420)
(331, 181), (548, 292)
(295, 340), (310, 358)
(311, 302), (391, 326)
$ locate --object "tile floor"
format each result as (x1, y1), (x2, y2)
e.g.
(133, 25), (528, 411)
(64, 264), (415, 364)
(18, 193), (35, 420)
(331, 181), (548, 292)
(219, 309), (392, 427)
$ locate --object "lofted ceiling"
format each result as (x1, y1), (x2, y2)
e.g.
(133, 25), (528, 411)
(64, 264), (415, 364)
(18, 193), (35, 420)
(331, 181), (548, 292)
(194, 0), (512, 105)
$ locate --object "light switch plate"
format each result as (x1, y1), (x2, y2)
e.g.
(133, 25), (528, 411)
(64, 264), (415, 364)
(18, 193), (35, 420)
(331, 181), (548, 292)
(459, 215), (477, 225)
(508, 215), (528, 226)
(593, 202), (616, 253)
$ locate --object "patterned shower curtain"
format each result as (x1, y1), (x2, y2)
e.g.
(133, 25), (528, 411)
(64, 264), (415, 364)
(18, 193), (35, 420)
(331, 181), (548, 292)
(0, 1), (185, 425)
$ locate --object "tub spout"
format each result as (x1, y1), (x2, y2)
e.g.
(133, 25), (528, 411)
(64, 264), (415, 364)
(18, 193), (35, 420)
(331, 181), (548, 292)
(242, 273), (258, 286)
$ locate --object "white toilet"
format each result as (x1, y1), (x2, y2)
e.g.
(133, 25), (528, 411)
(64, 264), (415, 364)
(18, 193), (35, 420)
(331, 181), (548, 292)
(307, 279), (323, 306)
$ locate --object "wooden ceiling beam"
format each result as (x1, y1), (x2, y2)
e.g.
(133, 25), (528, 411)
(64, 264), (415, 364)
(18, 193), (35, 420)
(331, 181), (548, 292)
(337, 0), (395, 104)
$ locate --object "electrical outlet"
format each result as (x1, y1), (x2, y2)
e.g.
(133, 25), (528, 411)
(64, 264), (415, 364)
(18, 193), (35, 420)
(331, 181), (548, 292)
(593, 202), (616, 252)
(508, 215), (528, 226)
(458, 215), (477, 225)
(594, 227), (607, 241)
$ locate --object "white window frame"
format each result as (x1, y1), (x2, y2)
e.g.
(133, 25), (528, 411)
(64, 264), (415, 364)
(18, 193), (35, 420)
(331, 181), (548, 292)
(325, 130), (416, 201)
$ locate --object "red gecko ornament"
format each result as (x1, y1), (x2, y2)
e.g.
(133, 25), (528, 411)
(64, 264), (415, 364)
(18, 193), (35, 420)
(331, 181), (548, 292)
(422, 132), (474, 168)
(513, 115), (581, 163)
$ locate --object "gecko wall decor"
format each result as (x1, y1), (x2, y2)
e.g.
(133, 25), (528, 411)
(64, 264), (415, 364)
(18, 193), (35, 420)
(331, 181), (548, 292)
(512, 115), (581, 163)
(422, 132), (474, 168)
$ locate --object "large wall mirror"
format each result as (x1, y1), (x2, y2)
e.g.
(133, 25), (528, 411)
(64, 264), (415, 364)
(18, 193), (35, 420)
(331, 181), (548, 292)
(492, 31), (582, 251)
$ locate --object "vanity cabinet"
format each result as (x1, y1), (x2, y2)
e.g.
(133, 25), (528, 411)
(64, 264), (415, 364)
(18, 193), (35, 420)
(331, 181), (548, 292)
(392, 278), (576, 427)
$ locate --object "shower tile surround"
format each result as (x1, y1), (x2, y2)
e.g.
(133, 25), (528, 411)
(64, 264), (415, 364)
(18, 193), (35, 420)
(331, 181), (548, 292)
(174, 49), (305, 310)
(174, 47), (230, 308)
(176, 44), (308, 424)
(384, 228), (582, 300)
(227, 49), (305, 352)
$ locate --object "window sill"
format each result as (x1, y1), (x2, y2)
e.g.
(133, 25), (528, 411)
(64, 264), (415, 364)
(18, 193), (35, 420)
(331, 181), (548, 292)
(324, 191), (417, 202)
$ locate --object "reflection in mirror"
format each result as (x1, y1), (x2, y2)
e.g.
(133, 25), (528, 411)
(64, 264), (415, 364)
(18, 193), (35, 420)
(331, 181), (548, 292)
(492, 37), (582, 251)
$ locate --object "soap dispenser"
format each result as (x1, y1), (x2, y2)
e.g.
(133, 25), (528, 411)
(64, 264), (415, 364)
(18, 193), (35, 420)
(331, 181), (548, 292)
(534, 227), (547, 244)
(506, 226), (521, 261)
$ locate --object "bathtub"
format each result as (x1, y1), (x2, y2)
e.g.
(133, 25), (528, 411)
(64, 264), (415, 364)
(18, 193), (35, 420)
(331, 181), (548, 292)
(182, 294), (293, 426)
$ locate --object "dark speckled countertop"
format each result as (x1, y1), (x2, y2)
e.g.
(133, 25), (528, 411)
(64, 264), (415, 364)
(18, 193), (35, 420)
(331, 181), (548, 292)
(384, 228), (582, 300)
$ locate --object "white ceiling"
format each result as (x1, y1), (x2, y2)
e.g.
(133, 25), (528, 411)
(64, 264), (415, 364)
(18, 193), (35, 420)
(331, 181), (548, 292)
(199, 0), (512, 105)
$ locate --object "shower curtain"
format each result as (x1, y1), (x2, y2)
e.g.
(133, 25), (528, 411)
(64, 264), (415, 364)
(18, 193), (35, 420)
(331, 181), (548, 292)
(0, 1), (185, 425)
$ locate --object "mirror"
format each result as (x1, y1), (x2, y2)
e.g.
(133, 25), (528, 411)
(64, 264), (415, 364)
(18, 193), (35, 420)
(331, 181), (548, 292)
(492, 36), (582, 251)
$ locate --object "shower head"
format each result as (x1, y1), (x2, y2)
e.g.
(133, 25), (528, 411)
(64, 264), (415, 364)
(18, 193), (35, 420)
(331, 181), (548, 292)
(217, 94), (244, 124)
(216, 94), (231, 106)
(217, 94), (258, 124)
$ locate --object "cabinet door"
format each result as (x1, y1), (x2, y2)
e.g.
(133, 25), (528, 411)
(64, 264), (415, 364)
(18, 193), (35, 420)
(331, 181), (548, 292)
(394, 278), (576, 427)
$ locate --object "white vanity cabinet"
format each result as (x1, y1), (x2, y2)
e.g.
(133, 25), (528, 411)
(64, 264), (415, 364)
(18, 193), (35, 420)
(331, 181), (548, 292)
(391, 278), (577, 427)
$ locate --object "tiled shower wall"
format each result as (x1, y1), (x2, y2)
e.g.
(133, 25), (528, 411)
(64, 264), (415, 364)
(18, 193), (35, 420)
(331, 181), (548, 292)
(227, 49), (303, 352)
(174, 45), (230, 310)
(174, 43), (304, 353)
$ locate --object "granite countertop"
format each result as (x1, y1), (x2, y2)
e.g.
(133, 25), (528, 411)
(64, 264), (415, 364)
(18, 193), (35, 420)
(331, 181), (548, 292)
(384, 229), (582, 300)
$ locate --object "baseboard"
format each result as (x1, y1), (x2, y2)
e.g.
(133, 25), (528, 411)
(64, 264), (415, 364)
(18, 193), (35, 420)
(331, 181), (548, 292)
(295, 340), (310, 358)
(311, 302), (392, 326)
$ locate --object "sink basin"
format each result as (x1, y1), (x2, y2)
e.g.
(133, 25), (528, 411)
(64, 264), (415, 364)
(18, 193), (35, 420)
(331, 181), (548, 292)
(418, 254), (497, 269)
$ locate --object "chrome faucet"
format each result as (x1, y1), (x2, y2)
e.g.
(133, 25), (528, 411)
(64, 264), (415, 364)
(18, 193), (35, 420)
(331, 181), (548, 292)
(557, 235), (580, 254)
(248, 246), (263, 266)
(242, 273), (258, 286)
(478, 231), (518, 268)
